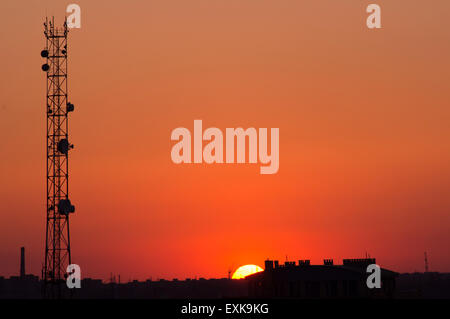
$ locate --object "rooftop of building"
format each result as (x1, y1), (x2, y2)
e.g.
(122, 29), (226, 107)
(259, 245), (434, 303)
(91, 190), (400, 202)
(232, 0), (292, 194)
(246, 258), (398, 281)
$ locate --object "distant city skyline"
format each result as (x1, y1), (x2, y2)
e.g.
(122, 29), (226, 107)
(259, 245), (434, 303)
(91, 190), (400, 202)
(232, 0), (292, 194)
(2, 253), (449, 299)
(1, 245), (442, 282)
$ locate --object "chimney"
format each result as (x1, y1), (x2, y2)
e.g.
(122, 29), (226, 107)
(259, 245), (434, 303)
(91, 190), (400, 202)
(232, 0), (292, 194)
(264, 259), (274, 271)
(20, 247), (25, 278)
(324, 259), (334, 266)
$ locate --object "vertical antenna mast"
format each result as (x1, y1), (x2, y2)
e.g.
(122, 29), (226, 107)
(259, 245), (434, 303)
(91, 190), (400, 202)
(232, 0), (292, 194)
(424, 252), (429, 273)
(41, 17), (76, 298)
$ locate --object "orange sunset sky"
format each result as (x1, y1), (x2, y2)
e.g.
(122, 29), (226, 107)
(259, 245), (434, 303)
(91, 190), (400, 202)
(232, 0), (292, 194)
(0, 0), (449, 281)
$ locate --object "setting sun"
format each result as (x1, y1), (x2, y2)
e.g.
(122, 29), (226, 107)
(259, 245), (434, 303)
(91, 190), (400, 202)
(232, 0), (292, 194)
(232, 265), (264, 279)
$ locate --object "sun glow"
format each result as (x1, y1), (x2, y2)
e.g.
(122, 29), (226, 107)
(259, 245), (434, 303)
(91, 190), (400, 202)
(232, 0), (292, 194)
(232, 264), (263, 279)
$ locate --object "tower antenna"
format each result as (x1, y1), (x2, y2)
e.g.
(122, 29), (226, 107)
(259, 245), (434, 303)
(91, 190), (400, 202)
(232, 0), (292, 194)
(41, 17), (76, 298)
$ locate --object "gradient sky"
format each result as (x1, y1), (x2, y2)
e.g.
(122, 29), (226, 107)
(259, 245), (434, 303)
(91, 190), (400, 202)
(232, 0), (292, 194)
(0, 0), (449, 281)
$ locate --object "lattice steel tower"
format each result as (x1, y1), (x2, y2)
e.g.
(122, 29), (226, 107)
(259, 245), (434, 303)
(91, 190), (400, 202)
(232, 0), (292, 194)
(41, 17), (76, 297)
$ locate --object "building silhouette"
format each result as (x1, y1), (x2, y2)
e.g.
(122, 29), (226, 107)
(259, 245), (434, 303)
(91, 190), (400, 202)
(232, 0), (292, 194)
(246, 258), (398, 298)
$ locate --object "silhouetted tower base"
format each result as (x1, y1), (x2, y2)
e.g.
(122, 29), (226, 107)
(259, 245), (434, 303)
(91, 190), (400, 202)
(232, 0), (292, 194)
(41, 17), (76, 298)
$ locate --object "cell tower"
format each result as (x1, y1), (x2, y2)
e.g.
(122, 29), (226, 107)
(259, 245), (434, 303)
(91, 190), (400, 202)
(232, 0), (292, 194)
(424, 252), (429, 273)
(41, 17), (76, 298)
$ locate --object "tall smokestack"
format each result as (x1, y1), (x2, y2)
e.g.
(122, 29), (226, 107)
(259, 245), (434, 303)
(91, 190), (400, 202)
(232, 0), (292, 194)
(20, 247), (25, 278)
